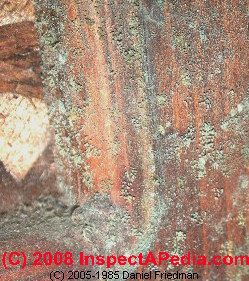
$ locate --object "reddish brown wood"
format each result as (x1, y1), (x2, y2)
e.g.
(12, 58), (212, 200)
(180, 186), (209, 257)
(32, 1), (249, 280)
(0, 21), (43, 99)
(0, 1), (248, 280)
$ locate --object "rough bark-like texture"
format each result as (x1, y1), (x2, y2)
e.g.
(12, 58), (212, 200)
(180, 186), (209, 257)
(0, 0), (248, 280)
(32, 0), (249, 279)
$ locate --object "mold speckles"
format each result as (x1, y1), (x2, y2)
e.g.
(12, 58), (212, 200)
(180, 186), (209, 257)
(97, 26), (104, 39)
(85, 17), (95, 25)
(69, 77), (83, 93)
(180, 71), (192, 87)
(200, 122), (216, 152)
(190, 212), (203, 225)
(172, 230), (186, 256)
(214, 186), (224, 200)
(238, 175), (249, 190)
(190, 122), (235, 178)
(172, 33), (188, 53)
(156, 94), (168, 108)
(237, 103), (244, 113)
(199, 29), (207, 43)
(84, 142), (101, 159)
(57, 48), (68, 68)
(237, 210), (246, 227)
(158, 124), (165, 135)
(121, 168), (137, 203)
(198, 94), (212, 110)
(220, 241), (234, 256)
(196, 156), (207, 179)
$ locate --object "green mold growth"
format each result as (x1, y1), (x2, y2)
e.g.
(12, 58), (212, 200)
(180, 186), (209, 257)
(153, 176), (164, 187)
(190, 212), (203, 225)
(85, 142), (101, 159)
(200, 123), (216, 152)
(214, 186), (224, 201)
(34, 0), (100, 200)
(237, 210), (246, 227)
(220, 241), (234, 256)
(54, 109), (95, 193)
(220, 93), (249, 168)
(52, 93), (96, 196)
(128, 0), (140, 6)
(160, 128), (193, 167)
(99, 179), (113, 193)
(158, 124), (166, 135)
(242, 144), (249, 161)
(131, 117), (142, 129)
(174, 126), (196, 162)
(198, 124), (216, 173)
(215, 222), (224, 235)
(129, 12), (140, 35)
(156, 94), (168, 108)
(198, 94), (212, 110)
(69, 77), (83, 93)
(221, 90), (249, 131)
(85, 17), (95, 25)
(69, 107), (82, 123)
(109, 2), (147, 71)
(177, 176), (187, 190)
(111, 27), (141, 68)
(238, 175), (249, 190)
(190, 122), (231, 179)
(97, 26), (105, 39)
(188, 22), (195, 29)
(82, 165), (94, 191)
(172, 33), (189, 54)
(180, 71), (192, 87)
(172, 230), (187, 257)
(199, 29), (207, 43)
(121, 168), (137, 203)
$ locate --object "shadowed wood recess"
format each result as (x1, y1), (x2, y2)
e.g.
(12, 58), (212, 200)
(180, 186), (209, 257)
(0, 0), (248, 280)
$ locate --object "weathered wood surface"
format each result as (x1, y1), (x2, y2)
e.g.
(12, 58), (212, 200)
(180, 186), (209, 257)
(32, 0), (249, 280)
(0, 21), (43, 99)
(0, 0), (248, 280)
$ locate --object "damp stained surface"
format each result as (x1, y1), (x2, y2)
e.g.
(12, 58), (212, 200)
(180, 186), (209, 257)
(0, 1), (249, 280)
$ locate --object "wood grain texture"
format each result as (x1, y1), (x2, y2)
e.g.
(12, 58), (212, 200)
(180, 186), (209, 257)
(1, 0), (246, 280)
(34, 0), (249, 279)
(0, 21), (43, 99)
